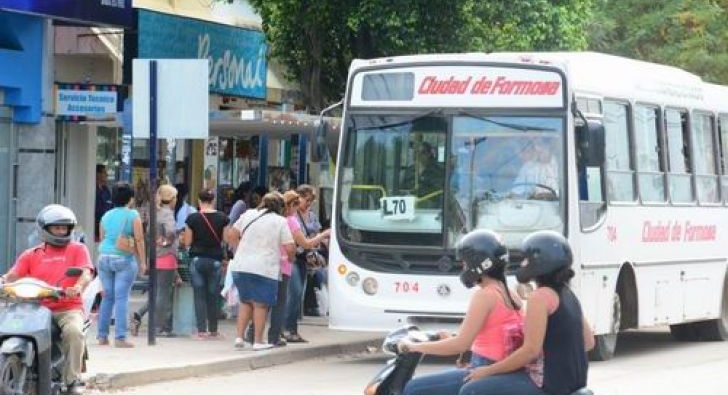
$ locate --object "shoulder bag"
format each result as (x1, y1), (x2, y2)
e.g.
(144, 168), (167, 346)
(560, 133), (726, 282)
(115, 209), (136, 254)
(199, 212), (229, 262)
(296, 211), (325, 269)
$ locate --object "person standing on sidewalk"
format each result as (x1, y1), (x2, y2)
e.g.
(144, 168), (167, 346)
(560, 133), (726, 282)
(97, 182), (147, 348)
(285, 184), (326, 343)
(0, 204), (94, 395)
(225, 192), (294, 350)
(95, 164), (112, 243)
(184, 188), (230, 339)
(265, 190), (328, 347)
(130, 184), (181, 337)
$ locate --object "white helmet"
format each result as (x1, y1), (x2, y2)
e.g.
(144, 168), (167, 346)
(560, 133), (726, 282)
(36, 204), (77, 246)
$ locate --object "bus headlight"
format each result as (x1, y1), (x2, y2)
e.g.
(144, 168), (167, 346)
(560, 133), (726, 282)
(362, 277), (378, 295)
(346, 272), (360, 287)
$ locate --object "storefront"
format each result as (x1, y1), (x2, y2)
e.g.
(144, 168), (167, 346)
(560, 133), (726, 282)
(0, 1), (133, 267)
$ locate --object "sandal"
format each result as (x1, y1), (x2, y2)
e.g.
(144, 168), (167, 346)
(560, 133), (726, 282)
(284, 333), (308, 343)
(129, 313), (142, 337)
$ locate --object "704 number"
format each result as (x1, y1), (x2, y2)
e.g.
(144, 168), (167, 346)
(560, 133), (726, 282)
(394, 281), (419, 293)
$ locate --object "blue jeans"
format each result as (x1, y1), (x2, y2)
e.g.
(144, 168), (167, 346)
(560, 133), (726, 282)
(268, 274), (289, 343)
(284, 260), (307, 334)
(190, 257), (221, 333)
(403, 353), (493, 395)
(459, 369), (545, 395)
(97, 254), (138, 340)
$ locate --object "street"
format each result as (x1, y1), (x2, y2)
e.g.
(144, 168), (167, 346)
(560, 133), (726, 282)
(100, 327), (728, 395)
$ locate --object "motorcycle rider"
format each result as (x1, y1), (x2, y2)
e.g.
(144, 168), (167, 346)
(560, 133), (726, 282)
(398, 229), (524, 395)
(463, 230), (595, 395)
(0, 204), (94, 395)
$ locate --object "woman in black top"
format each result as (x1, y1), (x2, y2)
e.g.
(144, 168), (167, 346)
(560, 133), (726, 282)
(183, 188), (230, 339)
(463, 231), (595, 395)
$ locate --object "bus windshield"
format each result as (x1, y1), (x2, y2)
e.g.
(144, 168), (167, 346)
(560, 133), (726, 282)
(338, 112), (565, 249)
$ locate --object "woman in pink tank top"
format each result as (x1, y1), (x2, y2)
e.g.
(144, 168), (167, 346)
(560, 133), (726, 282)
(399, 230), (523, 395)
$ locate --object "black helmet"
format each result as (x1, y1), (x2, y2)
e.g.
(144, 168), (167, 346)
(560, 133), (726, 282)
(456, 229), (508, 289)
(36, 204), (77, 247)
(516, 230), (572, 283)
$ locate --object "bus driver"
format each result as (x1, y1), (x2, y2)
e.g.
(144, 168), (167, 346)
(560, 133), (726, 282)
(510, 137), (559, 200)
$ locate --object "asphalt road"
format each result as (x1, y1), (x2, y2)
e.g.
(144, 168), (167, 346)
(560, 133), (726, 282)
(101, 327), (728, 395)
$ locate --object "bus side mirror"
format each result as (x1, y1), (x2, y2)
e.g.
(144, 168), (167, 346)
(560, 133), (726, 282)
(577, 120), (605, 167)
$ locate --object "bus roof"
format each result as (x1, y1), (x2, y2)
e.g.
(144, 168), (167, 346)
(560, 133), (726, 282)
(351, 52), (728, 112)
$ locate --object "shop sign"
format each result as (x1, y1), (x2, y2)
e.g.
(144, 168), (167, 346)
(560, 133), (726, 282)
(137, 9), (267, 100)
(55, 83), (123, 121)
(0, 0), (133, 27)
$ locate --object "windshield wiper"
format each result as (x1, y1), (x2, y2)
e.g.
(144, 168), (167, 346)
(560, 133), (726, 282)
(460, 112), (557, 132)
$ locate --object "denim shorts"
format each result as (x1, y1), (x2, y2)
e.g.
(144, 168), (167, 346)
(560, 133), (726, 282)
(233, 272), (278, 305)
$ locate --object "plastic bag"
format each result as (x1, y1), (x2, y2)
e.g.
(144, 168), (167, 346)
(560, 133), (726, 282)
(220, 268), (238, 307)
(314, 284), (329, 316)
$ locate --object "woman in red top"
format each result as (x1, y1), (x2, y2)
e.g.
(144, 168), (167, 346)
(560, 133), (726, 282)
(399, 230), (523, 395)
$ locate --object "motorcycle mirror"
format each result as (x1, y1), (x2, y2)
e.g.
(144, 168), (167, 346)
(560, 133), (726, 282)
(64, 268), (83, 278)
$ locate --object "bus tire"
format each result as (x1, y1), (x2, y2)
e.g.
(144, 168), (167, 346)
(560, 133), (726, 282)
(588, 292), (620, 361)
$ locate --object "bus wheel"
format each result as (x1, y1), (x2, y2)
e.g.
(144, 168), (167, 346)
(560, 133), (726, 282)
(589, 292), (621, 361)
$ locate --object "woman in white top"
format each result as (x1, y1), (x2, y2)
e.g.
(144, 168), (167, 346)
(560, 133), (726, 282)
(225, 192), (294, 350)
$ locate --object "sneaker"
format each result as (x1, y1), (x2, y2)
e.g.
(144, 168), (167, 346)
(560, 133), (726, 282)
(234, 337), (245, 349)
(208, 332), (225, 340)
(194, 332), (210, 340)
(253, 343), (273, 351)
(64, 380), (85, 395)
(97, 338), (110, 346)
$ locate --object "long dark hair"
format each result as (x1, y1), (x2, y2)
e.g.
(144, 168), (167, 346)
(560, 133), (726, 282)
(487, 265), (520, 310)
(535, 267), (575, 292)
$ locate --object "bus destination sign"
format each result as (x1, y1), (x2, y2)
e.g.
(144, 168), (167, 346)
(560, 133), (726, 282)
(351, 66), (565, 108)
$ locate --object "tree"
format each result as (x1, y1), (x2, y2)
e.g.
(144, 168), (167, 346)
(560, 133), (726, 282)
(589, 0), (728, 84)
(246, 0), (591, 112)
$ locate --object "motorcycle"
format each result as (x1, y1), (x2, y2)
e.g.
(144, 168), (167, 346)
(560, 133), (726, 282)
(364, 326), (594, 395)
(0, 268), (87, 395)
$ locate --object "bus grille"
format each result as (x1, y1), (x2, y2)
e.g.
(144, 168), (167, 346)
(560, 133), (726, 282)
(348, 249), (523, 275)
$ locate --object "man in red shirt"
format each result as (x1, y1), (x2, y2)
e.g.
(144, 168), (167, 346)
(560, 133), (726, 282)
(1, 204), (94, 395)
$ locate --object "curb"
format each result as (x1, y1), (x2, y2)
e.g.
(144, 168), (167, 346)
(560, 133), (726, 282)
(87, 337), (382, 391)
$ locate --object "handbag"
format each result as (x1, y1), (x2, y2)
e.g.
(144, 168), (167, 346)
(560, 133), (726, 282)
(114, 210), (136, 254)
(296, 211), (325, 269)
(199, 212), (229, 262)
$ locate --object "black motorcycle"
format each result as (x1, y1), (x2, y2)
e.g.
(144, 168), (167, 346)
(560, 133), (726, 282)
(364, 326), (594, 395)
(0, 268), (87, 395)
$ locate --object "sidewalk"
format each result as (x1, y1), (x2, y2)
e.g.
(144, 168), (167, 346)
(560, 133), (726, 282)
(84, 293), (383, 391)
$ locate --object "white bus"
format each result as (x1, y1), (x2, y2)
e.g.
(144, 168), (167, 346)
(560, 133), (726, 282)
(326, 52), (728, 360)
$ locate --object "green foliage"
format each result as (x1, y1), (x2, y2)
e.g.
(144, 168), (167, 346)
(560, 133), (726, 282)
(589, 0), (728, 84)
(246, 0), (591, 111)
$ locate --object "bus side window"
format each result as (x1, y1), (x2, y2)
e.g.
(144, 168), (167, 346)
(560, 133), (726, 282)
(665, 109), (693, 203)
(604, 101), (636, 202)
(577, 119), (606, 229)
(719, 114), (728, 201)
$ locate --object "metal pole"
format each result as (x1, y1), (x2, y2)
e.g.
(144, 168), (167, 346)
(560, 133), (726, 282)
(147, 60), (158, 346)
